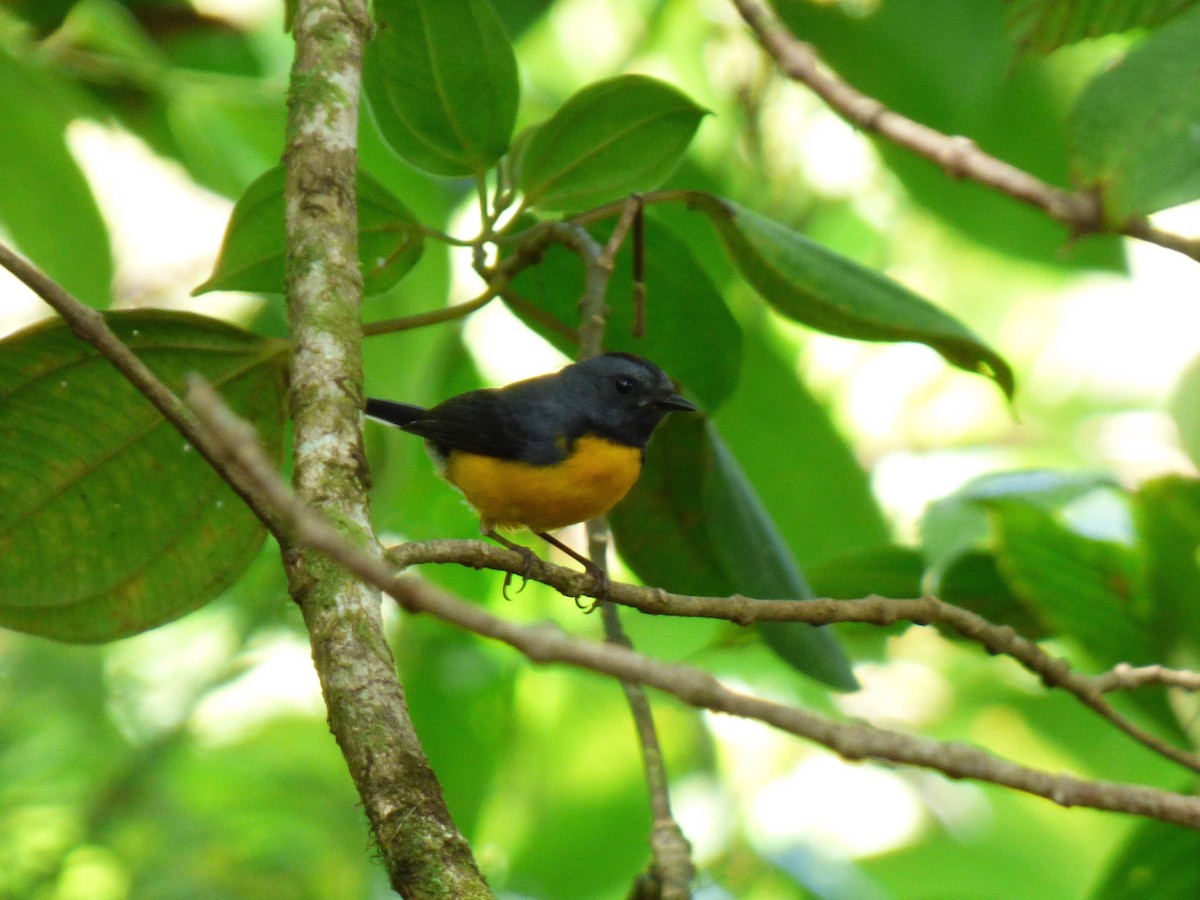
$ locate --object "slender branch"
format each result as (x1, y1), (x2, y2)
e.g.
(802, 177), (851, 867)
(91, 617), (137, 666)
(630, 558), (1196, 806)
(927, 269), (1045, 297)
(283, 2), (488, 896)
(390, 538), (1200, 775)
(572, 207), (694, 897)
(729, 0), (1200, 263)
(172, 390), (1200, 832)
(1094, 663), (1200, 694)
(362, 283), (503, 337)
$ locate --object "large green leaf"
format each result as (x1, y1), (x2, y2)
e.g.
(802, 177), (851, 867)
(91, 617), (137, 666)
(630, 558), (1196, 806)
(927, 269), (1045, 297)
(363, 0), (518, 177)
(610, 416), (859, 691)
(1092, 817), (1200, 899)
(505, 215), (741, 411)
(989, 501), (1157, 667)
(1068, 6), (1200, 221)
(1133, 476), (1200, 645)
(0, 311), (287, 642)
(194, 166), (423, 297)
(516, 75), (707, 212)
(713, 325), (888, 567)
(1005, 0), (1198, 55)
(691, 196), (1015, 399)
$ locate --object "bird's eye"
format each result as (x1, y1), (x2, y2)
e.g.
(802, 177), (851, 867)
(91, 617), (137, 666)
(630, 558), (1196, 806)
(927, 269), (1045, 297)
(614, 376), (635, 395)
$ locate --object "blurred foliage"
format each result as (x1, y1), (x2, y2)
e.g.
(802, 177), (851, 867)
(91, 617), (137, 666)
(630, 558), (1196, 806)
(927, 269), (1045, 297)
(3, 0), (1200, 898)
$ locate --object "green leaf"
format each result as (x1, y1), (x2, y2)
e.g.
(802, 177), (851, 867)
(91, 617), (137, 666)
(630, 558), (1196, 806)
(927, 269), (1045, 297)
(1133, 476), (1200, 645)
(1068, 6), (1200, 221)
(0, 47), (112, 308)
(1005, 0), (1198, 55)
(516, 75), (707, 212)
(691, 196), (1015, 399)
(1092, 817), (1200, 900)
(505, 215), (741, 411)
(714, 325), (889, 566)
(805, 545), (924, 600)
(363, 0), (518, 177)
(936, 550), (1049, 639)
(0, 311), (287, 642)
(610, 416), (859, 691)
(989, 501), (1157, 666)
(194, 166), (424, 296)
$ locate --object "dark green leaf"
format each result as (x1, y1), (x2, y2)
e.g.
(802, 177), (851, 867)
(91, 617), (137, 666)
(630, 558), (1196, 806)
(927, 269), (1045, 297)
(714, 324), (888, 567)
(1005, 0), (1198, 55)
(0, 311), (287, 642)
(1133, 476), (1200, 644)
(1068, 6), (1200, 220)
(610, 416), (858, 691)
(936, 550), (1049, 639)
(516, 75), (707, 212)
(1092, 817), (1200, 899)
(363, 0), (518, 177)
(506, 215), (741, 411)
(989, 501), (1156, 666)
(806, 545), (924, 600)
(691, 196), (1015, 399)
(194, 166), (424, 296)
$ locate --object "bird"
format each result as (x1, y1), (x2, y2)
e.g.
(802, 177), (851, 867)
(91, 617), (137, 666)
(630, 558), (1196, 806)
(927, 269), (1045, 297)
(365, 352), (696, 592)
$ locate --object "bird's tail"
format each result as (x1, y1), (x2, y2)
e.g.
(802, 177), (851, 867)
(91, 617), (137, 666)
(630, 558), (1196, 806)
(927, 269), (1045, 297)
(365, 398), (426, 429)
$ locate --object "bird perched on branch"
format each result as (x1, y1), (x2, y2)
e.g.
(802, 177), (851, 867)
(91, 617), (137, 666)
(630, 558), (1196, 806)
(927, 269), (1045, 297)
(366, 352), (696, 592)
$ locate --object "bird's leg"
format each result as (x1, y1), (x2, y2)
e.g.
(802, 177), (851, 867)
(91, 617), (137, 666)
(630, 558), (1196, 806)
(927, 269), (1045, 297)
(536, 531), (609, 607)
(484, 528), (539, 600)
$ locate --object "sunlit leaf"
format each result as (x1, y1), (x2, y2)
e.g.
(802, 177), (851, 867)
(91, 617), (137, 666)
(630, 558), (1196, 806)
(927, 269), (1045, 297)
(517, 75), (707, 212)
(610, 416), (859, 691)
(1005, 0), (1198, 55)
(0, 48), (111, 308)
(506, 215), (741, 411)
(363, 0), (518, 177)
(1170, 352), (1200, 470)
(691, 196), (1015, 399)
(1068, 6), (1200, 220)
(194, 166), (423, 296)
(0, 311), (287, 642)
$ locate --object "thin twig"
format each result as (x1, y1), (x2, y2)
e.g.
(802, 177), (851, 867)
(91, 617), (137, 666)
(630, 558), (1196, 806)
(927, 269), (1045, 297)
(574, 208), (695, 897)
(729, 0), (1200, 263)
(362, 283), (503, 337)
(390, 538), (1200, 775)
(1094, 663), (1200, 694)
(174, 388), (1200, 830)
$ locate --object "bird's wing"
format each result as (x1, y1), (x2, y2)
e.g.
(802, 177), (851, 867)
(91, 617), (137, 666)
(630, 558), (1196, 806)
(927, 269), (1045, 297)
(400, 389), (531, 460)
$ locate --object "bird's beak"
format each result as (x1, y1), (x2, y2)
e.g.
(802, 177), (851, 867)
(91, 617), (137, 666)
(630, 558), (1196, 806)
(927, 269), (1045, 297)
(655, 391), (697, 412)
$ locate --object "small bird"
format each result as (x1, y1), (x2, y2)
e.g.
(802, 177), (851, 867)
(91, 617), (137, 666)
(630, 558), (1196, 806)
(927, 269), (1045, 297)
(366, 352), (696, 590)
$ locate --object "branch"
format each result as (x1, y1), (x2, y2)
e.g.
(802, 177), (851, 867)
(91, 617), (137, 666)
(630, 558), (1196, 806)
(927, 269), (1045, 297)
(570, 207), (695, 898)
(391, 539), (1200, 775)
(283, 2), (488, 896)
(730, 0), (1200, 263)
(176, 388), (1200, 831)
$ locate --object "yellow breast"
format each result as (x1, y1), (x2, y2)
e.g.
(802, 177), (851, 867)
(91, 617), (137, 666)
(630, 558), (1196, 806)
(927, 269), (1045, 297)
(443, 435), (643, 532)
